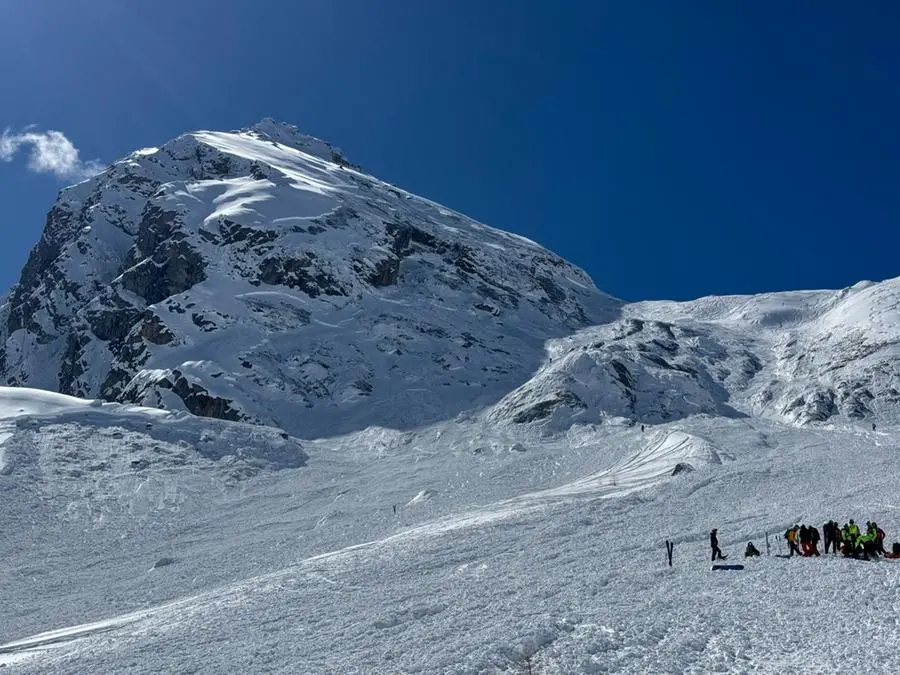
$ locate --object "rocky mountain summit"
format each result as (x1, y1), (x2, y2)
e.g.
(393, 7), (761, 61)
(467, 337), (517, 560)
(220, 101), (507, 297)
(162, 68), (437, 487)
(2, 119), (898, 438)
(0, 120), (619, 437)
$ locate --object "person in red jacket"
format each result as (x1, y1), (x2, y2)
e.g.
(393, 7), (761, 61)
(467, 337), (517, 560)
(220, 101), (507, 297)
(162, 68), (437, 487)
(875, 523), (887, 555)
(799, 525), (811, 556)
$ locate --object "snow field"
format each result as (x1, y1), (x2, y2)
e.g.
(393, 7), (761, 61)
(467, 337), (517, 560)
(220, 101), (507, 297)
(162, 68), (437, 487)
(1, 386), (899, 673)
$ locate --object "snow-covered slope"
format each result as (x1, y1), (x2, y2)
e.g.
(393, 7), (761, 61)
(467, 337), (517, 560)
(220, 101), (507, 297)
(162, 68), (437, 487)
(0, 119), (618, 438)
(628, 279), (900, 424)
(2, 386), (900, 674)
(483, 277), (900, 432)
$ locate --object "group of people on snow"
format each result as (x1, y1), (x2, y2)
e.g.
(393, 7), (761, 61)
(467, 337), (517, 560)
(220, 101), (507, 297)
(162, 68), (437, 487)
(783, 520), (890, 559)
(779, 520), (898, 559)
(708, 521), (899, 563)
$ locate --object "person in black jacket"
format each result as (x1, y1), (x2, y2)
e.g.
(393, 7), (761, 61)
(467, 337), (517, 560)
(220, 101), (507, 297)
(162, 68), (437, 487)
(799, 525), (810, 556)
(809, 526), (821, 556)
(710, 528), (727, 561)
(830, 520), (841, 554)
(823, 522), (833, 553)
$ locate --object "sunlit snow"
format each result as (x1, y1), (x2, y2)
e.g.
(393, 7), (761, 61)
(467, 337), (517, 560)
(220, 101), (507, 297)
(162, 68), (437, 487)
(2, 120), (900, 674)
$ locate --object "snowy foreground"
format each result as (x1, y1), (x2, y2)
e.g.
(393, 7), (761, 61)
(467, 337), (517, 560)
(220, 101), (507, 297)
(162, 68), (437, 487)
(2, 387), (899, 673)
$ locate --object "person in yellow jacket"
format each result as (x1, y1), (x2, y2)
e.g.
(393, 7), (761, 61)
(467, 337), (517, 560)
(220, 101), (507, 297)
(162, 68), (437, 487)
(841, 524), (852, 555)
(784, 525), (801, 556)
(858, 531), (876, 559)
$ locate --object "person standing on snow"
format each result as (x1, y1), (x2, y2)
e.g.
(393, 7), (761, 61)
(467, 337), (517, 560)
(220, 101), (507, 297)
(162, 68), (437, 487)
(710, 528), (727, 561)
(875, 524), (887, 555)
(831, 521), (842, 554)
(799, 525), (811, 556)
(785, 526), (801, 557)
(848, 519), (860, 548)
(828, 520), (842, 554)
(841, 523), (852, 555)
(809, 525), (821, 556)
(823, 521), (834, 554)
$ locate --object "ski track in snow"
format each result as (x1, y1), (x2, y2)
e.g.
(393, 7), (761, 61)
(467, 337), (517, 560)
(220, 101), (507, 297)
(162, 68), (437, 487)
(0, 429), (680, 668)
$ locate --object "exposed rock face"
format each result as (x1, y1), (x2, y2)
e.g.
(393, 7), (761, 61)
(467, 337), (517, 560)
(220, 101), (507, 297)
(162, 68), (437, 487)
(0, 119), (618, 437)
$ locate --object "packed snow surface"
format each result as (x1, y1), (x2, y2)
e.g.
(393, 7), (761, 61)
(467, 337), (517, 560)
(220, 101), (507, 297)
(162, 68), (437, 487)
(2, 386), (899, 673)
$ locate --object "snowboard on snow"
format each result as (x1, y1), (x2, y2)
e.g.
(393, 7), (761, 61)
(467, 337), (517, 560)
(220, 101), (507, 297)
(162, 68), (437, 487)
(711, 564), (744, 571)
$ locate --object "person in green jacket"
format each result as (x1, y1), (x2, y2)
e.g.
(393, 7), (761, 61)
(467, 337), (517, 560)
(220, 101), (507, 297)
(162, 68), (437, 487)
(858, 531), (876, 559)
(848, 519), (860, 540)
(841, 524), (853, 555)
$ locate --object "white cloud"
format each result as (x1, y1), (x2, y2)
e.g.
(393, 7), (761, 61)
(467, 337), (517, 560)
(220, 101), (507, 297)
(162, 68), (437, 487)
(0, 127), (104, 182)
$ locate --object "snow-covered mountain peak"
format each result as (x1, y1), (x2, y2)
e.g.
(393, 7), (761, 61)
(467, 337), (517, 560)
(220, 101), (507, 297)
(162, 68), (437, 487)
(0, 120), (618, 438)
(242, 117), (348, 164)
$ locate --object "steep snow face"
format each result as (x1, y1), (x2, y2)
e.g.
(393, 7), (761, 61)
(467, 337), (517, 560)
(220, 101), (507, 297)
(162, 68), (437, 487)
(486, 278), (900, 431)
(487, 317), (760, 431)
(0, 121), (618, 438)
(627, 279), (900, 425)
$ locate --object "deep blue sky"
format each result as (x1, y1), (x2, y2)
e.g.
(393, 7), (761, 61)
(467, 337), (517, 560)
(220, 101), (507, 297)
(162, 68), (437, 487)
(1, 1), (898, 301)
